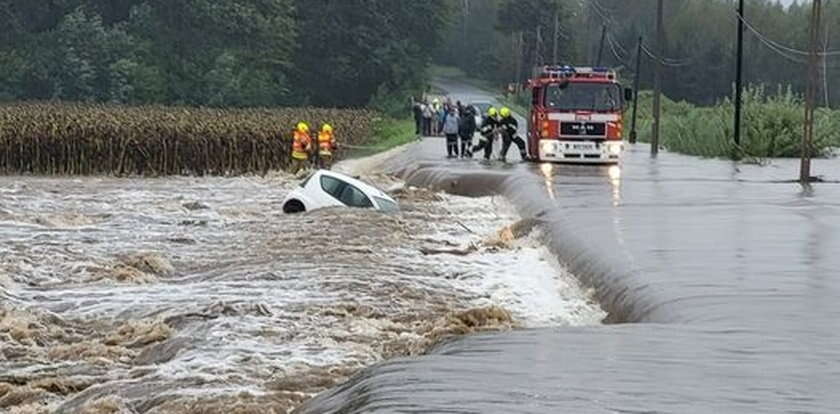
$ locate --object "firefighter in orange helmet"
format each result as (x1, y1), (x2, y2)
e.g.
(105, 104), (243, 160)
(317, 123), (338, 169)
(290, 122), (312, 174)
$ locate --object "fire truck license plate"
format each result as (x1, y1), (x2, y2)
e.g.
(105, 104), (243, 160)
(573, 143), (594, 150)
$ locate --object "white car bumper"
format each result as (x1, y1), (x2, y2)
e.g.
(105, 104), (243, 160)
(538, 139), (623, 164)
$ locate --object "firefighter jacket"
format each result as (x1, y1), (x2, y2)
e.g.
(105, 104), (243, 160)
(318, 131), (336, 156)
(499, 116), (518, 138)
(479, 116), (500, 139)
(292, 130), (311, 160)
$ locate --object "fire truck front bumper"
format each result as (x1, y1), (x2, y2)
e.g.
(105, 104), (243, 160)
(538, 139), (623, 164)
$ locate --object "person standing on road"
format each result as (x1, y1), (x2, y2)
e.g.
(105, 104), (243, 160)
(431, 99), (442, 136)
(422, 100), (433, 136)
(412, 97), (423, 136)
(470, 107), (500, 161)
(442, 107), (461, 158)
(498, 107), (529, 162)
(290, 122), (312, 174)
(458, 105), (477, 158)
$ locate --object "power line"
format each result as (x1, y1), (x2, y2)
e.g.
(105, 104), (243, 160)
(608, 31), (630, 57)
(640, 44), (693, 67)
(606, 33), (634, 69)
(735, 10), (840, 57)
(590, 0), (696, 68)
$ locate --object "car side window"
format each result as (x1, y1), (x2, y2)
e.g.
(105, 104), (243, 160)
(320, 175), (346, 198)
(338, 184), (373, 208)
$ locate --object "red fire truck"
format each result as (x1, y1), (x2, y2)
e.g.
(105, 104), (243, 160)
(527, 65), (632, 164)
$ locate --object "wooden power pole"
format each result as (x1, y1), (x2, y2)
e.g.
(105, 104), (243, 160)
(630, 36), (643, 144)
(596, 25), (607, 66)
(652, 0), (664, 156)
(734, 0), (745, 148)
(553, 10), (560, 64)
(802, 0), (822, 185)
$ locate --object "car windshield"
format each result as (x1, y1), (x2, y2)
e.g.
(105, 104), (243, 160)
(373, 197), (400, 213)
(471, 103), (492, 115)
(300, 172), (315, 188)
(544, 83), (622, 112)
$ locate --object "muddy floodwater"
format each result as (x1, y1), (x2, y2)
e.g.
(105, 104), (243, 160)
(0, 166), (603, 413)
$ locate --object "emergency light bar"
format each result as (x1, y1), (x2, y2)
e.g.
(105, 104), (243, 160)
(536, 65), (616, 82)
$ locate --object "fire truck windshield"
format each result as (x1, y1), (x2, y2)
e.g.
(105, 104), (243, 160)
(544, 82), (622, 112)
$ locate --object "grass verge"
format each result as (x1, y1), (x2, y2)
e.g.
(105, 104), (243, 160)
(347, 117), (417, 158)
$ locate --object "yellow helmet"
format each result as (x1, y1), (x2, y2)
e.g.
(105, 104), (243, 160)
(296, 122), (309, 133)
(500, 107), (511, 118)
(321, 124), (333, 133)
(487, 107), (498, 117)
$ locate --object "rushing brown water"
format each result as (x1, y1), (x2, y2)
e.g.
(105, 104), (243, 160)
(0, 165), (604, 413)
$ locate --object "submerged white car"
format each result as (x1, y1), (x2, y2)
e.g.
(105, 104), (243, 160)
(282, 170), (400, 214)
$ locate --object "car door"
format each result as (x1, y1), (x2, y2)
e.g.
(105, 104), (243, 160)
(317, 174), (349, 208)
(336, 183), (374, 209)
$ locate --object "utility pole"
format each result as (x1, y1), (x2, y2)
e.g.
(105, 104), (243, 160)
(630, 36), (643, 144)
(513, 32), (519, 85)
(734, 0), (745, 148)
(553, 10), (560, 64)
(513, 31), (524, 88)
(824, 21), (831, 107)
(652, 0), (664, 156)
(596, 25), (607, 66)
(462, 0), (469, 69)
(802, 0), (822, 185)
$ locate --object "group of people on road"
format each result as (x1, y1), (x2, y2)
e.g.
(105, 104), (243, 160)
(441, 102), (478, 158)
(412, 96), (455, 137)
(437, 104), (530, 162)
(289, 122), (338, 174)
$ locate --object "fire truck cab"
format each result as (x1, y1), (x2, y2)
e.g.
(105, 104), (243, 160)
(527, 65), (632, 164)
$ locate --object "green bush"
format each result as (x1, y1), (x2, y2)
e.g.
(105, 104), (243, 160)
(635, 86), (840, 159)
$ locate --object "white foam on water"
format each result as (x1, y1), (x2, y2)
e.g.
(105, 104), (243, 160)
(423, 194), (605, 328)
(0, 172), (604, 412)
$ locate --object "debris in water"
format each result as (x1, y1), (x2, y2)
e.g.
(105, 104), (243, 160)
(482, 218), (540, 249)
(118, 252), (175, 276)
(182, 201), (210, 211)
(420, 244), (478, 256)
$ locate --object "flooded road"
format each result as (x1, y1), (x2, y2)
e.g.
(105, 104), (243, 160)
(0, 165), (603, 413)
(296, 82), (840, 413)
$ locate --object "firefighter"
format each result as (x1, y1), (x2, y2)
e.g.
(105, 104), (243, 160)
(317, 123), (337, 169)
(290, 122), (312, 174)
(470, 107), (500, 160)
(498, 107), (529, 162)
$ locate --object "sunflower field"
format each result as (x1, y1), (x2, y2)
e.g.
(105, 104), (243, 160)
(0, 103), (377, 176)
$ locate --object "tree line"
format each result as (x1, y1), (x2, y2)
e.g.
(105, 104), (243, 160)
(436, 0), (840, 107)
(0, 0), (450, 109)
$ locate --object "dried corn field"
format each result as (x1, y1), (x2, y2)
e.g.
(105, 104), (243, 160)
(0, 103), (377, 176)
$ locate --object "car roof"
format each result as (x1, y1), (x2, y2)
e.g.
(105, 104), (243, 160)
(316, 170), (392, 200)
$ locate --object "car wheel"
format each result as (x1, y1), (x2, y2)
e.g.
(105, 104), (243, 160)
(283, 200), (306, 214)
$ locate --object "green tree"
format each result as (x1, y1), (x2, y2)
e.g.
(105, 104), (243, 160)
(292, 0), (451, 108)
